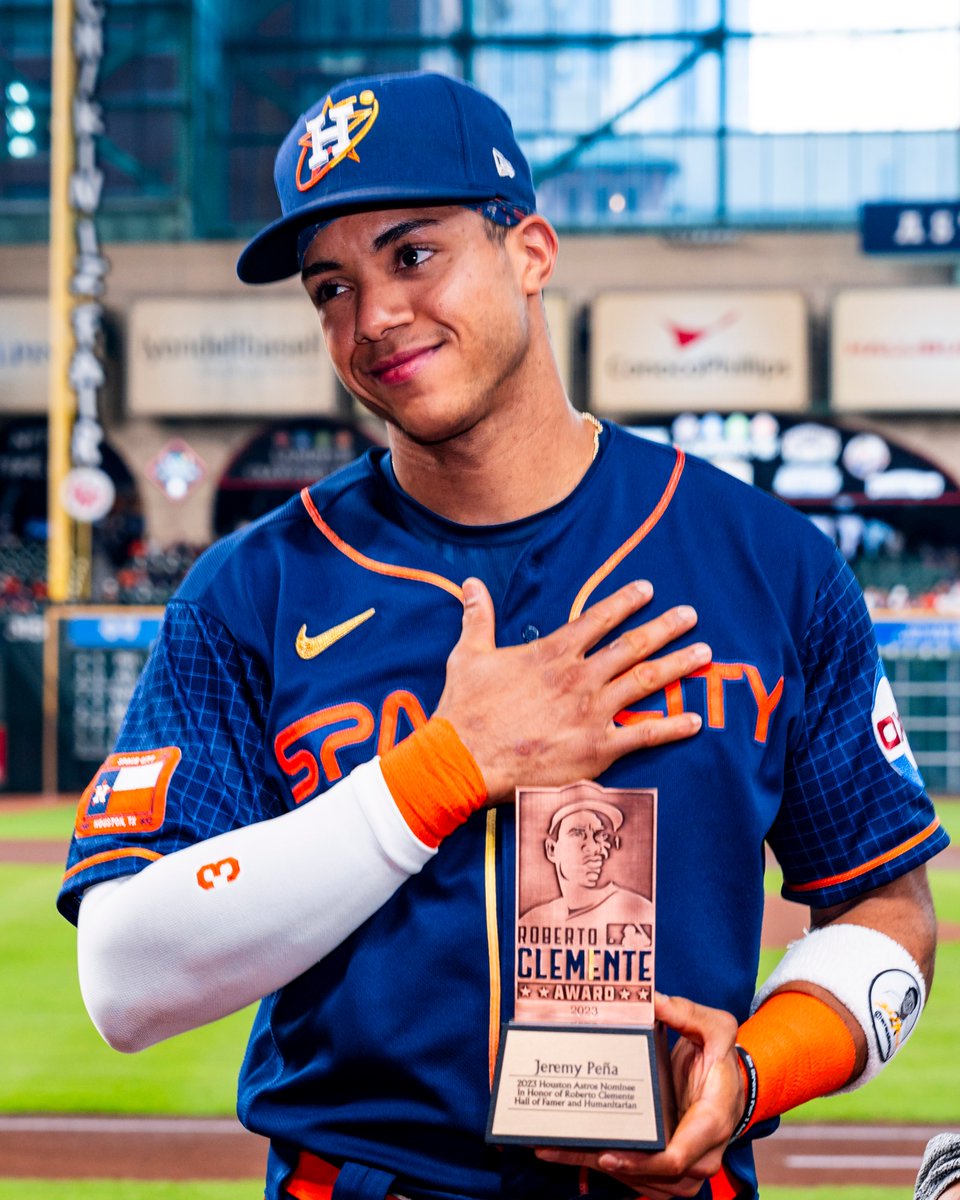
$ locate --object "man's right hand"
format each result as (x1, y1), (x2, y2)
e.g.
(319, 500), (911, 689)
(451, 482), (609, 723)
(434, 577), (710, 803)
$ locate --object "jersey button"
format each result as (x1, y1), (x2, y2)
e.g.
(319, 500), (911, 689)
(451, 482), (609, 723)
(521, 623), (540, 642)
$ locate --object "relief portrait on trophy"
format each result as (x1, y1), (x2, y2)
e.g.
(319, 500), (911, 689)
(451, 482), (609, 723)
(519, 782), (655, 946)
(515, 781), (658, 1027)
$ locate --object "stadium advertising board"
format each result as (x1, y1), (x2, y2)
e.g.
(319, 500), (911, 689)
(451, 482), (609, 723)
(589, 290), (808, 414)
(128, 298), (338, 417)
(860, 201), (960, 257)
(0, 298), (49, 413)
(873, 617), (960, 657)
(45, 607), (164, 793)
(623, 412), (960, 595)
(832, 288), (960, 412)
(214, 416), (382, 535)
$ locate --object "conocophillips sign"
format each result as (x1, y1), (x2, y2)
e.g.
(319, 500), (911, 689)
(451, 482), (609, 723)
(590, 290), (809, 414)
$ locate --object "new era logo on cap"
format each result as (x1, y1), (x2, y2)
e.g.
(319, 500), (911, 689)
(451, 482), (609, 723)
(237, 71), (537, 284)
(492, 147), (515, 178)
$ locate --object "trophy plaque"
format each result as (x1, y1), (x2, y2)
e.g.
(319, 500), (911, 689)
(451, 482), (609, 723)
(487, 780), (676, 1150)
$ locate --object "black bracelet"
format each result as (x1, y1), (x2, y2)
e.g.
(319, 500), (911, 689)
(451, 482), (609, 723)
(732, 1044), (758, 1140)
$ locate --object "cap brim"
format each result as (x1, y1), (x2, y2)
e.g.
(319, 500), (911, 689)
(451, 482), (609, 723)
(237, 183), (499, 284)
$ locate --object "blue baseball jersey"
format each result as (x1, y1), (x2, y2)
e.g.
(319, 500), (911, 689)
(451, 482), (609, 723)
(59, 421), (947, 1200)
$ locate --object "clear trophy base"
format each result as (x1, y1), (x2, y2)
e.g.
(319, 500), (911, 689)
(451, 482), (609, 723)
(486, 1021), (677, 1149)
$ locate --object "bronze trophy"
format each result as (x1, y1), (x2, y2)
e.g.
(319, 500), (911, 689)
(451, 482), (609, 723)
(487, 780), (676, 1149)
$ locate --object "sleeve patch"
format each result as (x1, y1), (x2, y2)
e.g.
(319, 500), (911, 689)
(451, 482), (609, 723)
(75, 747), (182, 839)
(872, 665), (923, 788)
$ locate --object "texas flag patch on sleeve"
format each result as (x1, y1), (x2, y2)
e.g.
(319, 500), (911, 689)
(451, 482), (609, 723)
(75, 747), (181, 839)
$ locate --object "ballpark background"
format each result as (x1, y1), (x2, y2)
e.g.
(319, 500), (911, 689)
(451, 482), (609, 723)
(1, 2), (960, 1196)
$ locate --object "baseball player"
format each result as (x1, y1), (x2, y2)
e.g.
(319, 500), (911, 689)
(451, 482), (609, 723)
(59, 72), (947, 1200)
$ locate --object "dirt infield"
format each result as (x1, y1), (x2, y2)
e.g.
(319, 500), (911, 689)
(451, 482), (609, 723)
(2, 1114), (959, 1187)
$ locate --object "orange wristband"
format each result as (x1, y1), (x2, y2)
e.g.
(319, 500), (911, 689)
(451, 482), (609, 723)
(380, 717), (488, 848)
(735, 990), (858, 1132)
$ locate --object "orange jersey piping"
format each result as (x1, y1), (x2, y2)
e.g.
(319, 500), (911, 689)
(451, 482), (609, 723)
(63, 846), (163, 882)
(785, 818), (942, 893)
(569, 448), (685, 620)
(300, 488), (464, 602)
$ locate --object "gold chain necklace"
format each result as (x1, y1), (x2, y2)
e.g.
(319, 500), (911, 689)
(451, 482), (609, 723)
(582, 411), (603, 462)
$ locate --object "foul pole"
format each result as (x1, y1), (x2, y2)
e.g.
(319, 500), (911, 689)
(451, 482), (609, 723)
(47, 0), (77, 602)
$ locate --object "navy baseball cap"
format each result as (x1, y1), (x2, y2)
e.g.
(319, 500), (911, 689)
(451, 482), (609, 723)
(237, 71), (537, 284)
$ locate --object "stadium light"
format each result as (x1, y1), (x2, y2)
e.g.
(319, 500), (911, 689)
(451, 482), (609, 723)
(8, 136), (38, 158)
(5, 79), (37, 158)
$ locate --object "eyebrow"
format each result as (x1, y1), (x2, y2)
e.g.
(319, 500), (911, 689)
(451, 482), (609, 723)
(372, 217), (441, 252)
(301, 216), (443, 282)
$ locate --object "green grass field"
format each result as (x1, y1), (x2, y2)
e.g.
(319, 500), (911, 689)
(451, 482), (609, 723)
(0, 800), (78, 840)
(1, 797), (956, 1196)
(0, 864), (251, 1113)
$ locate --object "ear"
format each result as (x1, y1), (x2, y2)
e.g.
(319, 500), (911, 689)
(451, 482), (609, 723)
(509, 214), (559, 295)
(544, 837), (557, 864)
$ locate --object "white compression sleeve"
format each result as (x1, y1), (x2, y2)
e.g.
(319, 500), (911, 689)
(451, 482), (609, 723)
(751, 923), (926, 1091)
(77, 758), (435, 1052)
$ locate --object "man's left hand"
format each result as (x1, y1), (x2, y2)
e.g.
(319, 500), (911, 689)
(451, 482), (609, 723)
(535, 992), (745, 1199)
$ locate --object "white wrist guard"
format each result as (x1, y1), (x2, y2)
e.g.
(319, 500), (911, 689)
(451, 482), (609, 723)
(752, 924), (925, 1092)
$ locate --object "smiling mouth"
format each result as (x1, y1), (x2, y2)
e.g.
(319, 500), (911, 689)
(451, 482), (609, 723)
(367, 345), (440, 386)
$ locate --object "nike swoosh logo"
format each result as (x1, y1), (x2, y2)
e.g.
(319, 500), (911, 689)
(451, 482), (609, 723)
(296, 608), (375, 660)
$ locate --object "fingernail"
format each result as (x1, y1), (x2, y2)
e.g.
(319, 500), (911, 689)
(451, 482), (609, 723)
(675, 605), (697, 623)
(598, 1154), (623, 1171)
(634, 579), (653, 599)
(691, 642), (711, 664)
(536, 1149), (560, 1162)
(688, 713), (703, 731)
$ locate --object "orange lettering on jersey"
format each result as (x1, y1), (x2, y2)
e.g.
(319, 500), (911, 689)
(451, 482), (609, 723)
(743, 664), (784, 743)
(197, 857), (240, 890)
(275, 702), (375, 802)
(615, 707), (662, 724)
(614, 661), (783, 744)
(75, 747), (181, 839)
(275, 690), (432, 801)
(690, 662), (745, 729)
(318, 704), (376, 782)
(614, 680), (684, 724)
(664, 679), (685, 717)
(377, 690), (429, 756)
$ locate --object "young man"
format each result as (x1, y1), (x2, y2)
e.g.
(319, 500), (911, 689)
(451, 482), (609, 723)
(59, 72), (947, 1200)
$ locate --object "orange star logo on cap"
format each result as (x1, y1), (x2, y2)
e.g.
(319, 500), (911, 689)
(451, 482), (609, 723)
(295, 89), (379, 192)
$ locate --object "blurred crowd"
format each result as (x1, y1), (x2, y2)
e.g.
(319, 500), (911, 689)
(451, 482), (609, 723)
(95, 540), (204, 606)
(863, 580), (960, 616)
(858, 547), (960, 616)
(0, 537), (205, 612)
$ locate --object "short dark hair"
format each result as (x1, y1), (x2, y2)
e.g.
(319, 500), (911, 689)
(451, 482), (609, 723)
(480, 216), (509, 245)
